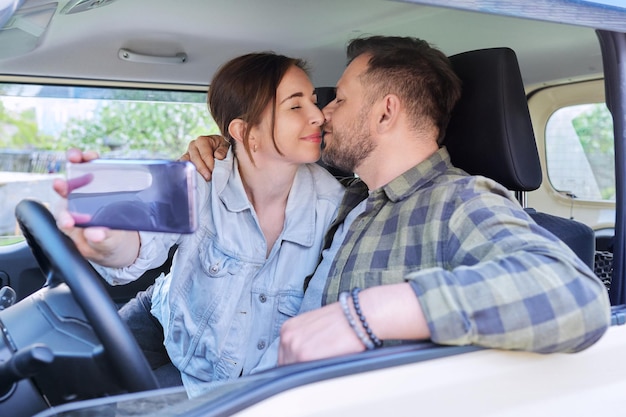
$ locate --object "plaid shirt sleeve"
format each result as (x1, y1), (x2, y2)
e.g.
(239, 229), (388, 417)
(407, 184), (611, 353)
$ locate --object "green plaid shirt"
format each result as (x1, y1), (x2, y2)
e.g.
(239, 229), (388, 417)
(321, 147), (610, 353)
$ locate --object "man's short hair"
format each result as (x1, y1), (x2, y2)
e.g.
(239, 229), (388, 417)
(347, 36), (461, 143)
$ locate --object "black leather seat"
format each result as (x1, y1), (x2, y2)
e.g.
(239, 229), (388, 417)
(444, 47), (596, 269)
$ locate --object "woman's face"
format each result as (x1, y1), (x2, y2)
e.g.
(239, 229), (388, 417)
(251, 66), (324, 165)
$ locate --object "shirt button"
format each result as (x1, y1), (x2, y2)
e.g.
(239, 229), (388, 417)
(257, 340), (266, 350)
(209, 264), (219, 274)
(259, 294), (267, 303)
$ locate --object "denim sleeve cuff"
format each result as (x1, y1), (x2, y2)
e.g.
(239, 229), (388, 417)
(92, 231), (178, 286)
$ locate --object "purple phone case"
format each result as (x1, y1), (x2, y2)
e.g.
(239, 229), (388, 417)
(66, 159), (198, 233)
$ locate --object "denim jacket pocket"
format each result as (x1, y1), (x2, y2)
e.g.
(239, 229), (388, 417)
(273, 292), (304, 338)
(165, 241), (244, 374)
(198, 241), (243, 279)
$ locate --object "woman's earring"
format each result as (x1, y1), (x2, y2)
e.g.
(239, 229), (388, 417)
(253, 144), (257, 153)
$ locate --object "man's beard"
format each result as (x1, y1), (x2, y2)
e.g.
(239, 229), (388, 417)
(321, 107), (375, 173)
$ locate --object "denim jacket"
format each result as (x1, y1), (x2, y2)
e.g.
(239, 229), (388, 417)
(98, 149), (344, 396)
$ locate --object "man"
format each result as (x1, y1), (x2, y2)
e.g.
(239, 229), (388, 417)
(187, 36), (610, 366)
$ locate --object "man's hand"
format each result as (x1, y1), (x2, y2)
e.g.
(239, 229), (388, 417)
(52, 148), (140, 268)
(278, 283), (430, 365)
(278, 302), (366, 365)
(180, 135), (230, 181)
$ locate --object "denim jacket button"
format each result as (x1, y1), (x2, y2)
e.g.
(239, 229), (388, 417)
(259, 294), (267, 303)
(209, 264), (219, 274)
(257, 340), (266, 350)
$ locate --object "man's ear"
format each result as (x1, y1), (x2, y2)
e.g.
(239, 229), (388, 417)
(375, 94), (401, 134)
(228, 119), (247, 144)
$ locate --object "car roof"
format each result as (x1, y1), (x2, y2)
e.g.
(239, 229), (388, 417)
(0, 0), (621, 89)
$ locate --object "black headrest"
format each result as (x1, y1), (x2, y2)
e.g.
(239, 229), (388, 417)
(444, 48), (542, 191)
(316, 87), (336, 110)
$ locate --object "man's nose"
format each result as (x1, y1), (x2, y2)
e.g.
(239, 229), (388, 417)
(322, 100), (335, 122)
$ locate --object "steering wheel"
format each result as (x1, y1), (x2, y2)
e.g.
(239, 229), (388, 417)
(14, 199), (158, 393)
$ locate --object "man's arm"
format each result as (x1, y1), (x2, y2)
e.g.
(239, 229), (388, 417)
(406, 194), (611, 353)
(278, 193), (611, 364)
(179, 135), (230, 180)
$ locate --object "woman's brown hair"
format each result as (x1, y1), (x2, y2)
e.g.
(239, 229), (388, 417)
(207, 52), (309, 163)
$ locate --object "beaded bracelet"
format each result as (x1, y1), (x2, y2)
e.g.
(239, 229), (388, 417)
(351, 287), (383, 348)
(339, 291), (375, 350)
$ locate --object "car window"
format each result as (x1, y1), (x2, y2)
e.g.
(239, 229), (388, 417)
(545, 102), (615, 202)
(0, 83), (217, 244)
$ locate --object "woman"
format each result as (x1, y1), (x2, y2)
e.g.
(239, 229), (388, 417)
(54, 52), (345, 396)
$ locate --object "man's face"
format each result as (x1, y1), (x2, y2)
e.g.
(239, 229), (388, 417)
(321, 54), (376, 174)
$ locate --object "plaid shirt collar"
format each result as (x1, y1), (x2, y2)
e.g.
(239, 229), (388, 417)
(376, 146), (452, 203)
(317, 146), (454, 259)
(341, 146), (453, 213)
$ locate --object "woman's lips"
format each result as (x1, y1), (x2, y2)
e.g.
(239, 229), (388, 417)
(302, 133), (322, 143)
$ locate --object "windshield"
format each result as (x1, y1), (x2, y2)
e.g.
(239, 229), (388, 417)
(0, 82), (218, 243)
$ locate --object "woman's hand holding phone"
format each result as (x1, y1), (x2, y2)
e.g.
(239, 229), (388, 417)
(52, 148), (141, 269)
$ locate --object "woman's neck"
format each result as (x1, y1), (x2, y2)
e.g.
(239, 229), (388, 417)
(236, 153), (299, 257)
(237, 157), (297, 209)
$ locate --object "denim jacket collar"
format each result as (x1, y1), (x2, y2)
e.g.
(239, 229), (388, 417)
(213, 148), (317, 248)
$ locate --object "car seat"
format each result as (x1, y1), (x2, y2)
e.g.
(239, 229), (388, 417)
(443, 47), (597, 272)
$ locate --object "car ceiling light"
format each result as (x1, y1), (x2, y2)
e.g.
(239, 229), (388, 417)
(118, 48), (187, 65)
(2, 2), (54, 37)
(0, 1), (56, 58)
(61, 0), (119, 14)
(0, 0), (24, 30)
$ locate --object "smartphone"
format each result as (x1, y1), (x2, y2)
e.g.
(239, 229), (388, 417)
(66, 159), (198, 234)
